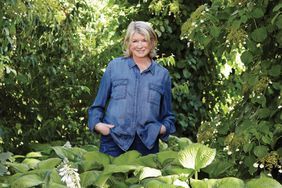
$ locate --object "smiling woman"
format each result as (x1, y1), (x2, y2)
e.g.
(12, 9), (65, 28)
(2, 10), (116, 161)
(88, 21), (176, 157)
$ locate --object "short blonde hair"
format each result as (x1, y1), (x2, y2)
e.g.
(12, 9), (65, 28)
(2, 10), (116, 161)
(123, 21), (158, 58)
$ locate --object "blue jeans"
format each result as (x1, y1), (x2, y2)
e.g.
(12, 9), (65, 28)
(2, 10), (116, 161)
(99, 134), (159, 157)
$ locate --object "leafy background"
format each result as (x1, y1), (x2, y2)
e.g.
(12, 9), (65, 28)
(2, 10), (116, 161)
(0, 0), (281, 186)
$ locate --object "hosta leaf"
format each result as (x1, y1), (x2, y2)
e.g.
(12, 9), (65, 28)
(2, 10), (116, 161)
(178, 143), (216, 171)
(6, 162), (29, 173)
(22, 158), (41, 169)
(80, 170), (101, 187)
(135, 154), (158, 168)
(138, 167), (162, 180)
(216, 177), (245, 188)
(112, 150), (141, 165)
(37, 158), (61, 169)
(0, 152), (13, 162)
(26, 152), (43, 158)
(190, 179), (218, 188)
(52, 146), (86, 161)
(157, 151), (178, 166)
(81, 151), (110, 171)
(246, 176), (282, 188)
(11, 174), (43, 188)
(104, 164), (140, 174)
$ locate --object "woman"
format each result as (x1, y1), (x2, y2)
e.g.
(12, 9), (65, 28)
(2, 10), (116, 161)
(88, 21), (175, 157)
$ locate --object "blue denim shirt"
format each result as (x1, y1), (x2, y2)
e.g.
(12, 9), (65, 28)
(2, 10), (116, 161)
(88, 57), (175, 151)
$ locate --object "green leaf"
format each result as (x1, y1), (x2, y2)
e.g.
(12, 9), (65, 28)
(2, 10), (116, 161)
(138, 167), (162, 180)
(80, 171), (101, 187)
(251, 27), (267, 42)
(112, 150), (141, 165)
(135, 154), (158, 168)
(273, 3), (282, 12)
(251, 8), (264, 18)
(253, 146), (268, 158)
(0, 152), (13, 163)
(52, 146), (86, 162)
(81, 151), (110, 171)
(37, 158), (61, 169)
(217, 177), (245, 188)
(190, 179), (218, 188)
(240, 51), (253, 64)
(6, 162), (29, 173)
(0, 163), (8, 176)
(103, 164), (140, 175)
(246, 176), (282, 188)
(202, 159), (233, 178)
(256, 108), (271, 119)
(22, 158), (41, 169)
(26, 152), (43, 158)
(275, 15), (282, 29)
(269, 65), (281, 77)
(11, 174), (43, 188)
(157, 151), (178, 166)
(210, 26), (221, 37)
(178, 143), (216, 171)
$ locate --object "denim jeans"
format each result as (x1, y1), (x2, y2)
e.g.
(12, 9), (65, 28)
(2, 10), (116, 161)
(99, 134), (159, 157)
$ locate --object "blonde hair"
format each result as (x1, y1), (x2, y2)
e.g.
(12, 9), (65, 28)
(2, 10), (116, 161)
(123, 21), (158, 58)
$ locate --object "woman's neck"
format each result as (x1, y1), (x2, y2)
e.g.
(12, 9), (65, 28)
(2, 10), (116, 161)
(133, 56), (152, 72)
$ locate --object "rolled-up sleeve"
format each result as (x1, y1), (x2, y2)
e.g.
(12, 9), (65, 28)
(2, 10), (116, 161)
(159, 72), (176, 141)
(88, 64), (112, 132)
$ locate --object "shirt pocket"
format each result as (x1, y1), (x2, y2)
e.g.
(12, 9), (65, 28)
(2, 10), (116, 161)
(111, 79), (128, 99)
(148, 83), (164, 105)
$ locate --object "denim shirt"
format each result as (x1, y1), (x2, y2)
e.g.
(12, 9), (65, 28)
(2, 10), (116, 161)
(88, 57), (175, 151)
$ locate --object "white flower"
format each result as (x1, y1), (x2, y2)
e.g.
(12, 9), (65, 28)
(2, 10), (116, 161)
(236, 148), (240, 152)
(267, 173), (272, 177)
(58, 158), (81, 188)
(259, 164), (264, 168)
(279, 169), (282, 173)
(64, 141), (72, 148)
(227, 151), (232, 155)
(239, 161), (243, 164)
(253, 163), (259, 168)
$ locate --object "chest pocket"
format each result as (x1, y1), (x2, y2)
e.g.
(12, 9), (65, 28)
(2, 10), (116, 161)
(148, 83), (164, 105)
(111, 79), (128, 99)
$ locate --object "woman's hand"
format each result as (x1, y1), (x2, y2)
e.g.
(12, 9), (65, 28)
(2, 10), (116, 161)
(159, 125), (166, 135)
(95, 123), (115, 135)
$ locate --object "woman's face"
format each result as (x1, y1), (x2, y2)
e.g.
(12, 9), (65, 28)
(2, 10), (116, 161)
(129, 32), (152, 59)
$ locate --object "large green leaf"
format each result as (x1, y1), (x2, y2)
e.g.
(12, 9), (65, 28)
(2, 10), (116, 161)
(202, 159), (233, 178)
(190, 179), (218, 188)
(6, 162), (29, 173)
(216, 177), (245, 188)
(80, 170), (101, 187)
(157, 151), (178, 166)
(112, 150), (141, 165)
(22, 158), (41, 169)
(178, 143), (216, 171)
(11, 174), (43, 188)
(37, 158), (61, 169)
(134, 154), (158, 168)
(52, 146), (86, 161)
(246, 176), (282, 188)
(81, 151), (111, 171)
(138, 167), (162, 180)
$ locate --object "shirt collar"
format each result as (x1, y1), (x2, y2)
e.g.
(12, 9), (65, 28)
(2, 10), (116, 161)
(127, 57), (155, 75)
